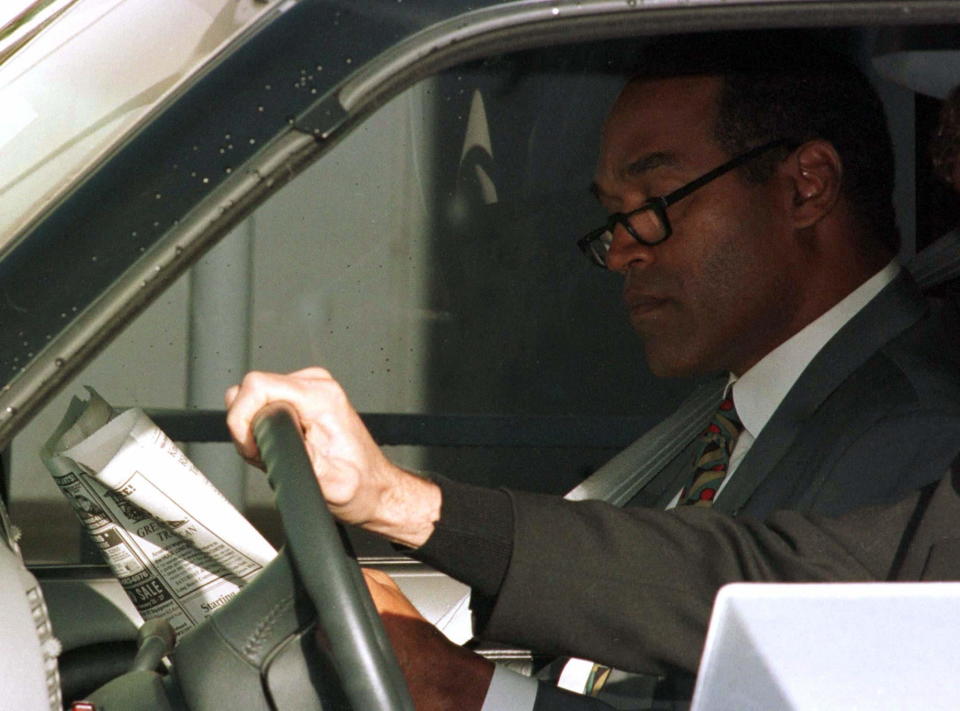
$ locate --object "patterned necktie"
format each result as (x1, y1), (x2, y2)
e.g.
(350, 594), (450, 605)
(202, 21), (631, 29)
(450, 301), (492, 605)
(679, 396), (743, 507)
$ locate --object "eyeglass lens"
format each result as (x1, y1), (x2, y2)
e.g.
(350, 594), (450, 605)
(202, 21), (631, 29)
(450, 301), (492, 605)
(591, 207), (667, 265)
(623, 206), (667, 244)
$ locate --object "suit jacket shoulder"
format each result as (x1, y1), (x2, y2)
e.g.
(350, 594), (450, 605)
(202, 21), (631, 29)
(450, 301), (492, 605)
(715, 273), (960, 517)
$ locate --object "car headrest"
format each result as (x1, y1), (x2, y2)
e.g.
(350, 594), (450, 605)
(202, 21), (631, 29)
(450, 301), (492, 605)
(872, 26), (960, 99)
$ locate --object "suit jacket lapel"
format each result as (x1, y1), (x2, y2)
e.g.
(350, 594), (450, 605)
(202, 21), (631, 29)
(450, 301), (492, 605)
(713, 272), (929, 515)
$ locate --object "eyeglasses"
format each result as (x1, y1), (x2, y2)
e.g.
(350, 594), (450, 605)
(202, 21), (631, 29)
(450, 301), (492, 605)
(577, 139), (788, 268)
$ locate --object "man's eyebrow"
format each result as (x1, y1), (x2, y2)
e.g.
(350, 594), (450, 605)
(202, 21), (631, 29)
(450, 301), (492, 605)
(589, 151), (680, 202)
(626, 151), (680, 175)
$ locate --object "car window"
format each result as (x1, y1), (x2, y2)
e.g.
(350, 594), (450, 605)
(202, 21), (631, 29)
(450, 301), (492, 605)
(9, 54), (694, 563)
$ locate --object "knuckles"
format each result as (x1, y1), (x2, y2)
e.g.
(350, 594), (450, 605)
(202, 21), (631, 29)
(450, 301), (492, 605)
(301, 366), (333, 380)
(238, 370), (272, 392)
(226, 368), (356, 457)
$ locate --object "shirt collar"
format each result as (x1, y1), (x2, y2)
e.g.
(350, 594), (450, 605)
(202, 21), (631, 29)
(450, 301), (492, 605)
(730, 260), (901, 440)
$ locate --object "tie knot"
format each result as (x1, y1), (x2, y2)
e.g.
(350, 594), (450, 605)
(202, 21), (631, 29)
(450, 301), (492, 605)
(710, 396), (742, 437)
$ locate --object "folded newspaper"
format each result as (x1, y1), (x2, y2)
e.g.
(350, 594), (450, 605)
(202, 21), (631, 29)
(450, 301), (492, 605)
(41, 388), (277, 639)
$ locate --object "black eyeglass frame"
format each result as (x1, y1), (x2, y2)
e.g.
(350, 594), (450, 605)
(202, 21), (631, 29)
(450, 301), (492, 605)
(578, 138), (789, 266)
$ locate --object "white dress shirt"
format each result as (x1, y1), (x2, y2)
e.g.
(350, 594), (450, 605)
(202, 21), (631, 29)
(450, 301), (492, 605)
(481, 260), (901, 711)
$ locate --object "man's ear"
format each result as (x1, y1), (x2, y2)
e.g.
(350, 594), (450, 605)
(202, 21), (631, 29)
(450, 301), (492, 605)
(782, 140), (843, 229)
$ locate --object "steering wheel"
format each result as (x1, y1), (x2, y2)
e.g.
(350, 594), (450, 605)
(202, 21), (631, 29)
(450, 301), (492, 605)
(251, 402), (415, 710)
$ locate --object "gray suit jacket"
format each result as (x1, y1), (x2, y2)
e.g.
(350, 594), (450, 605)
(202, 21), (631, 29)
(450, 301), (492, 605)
(508, 462), (960, 710)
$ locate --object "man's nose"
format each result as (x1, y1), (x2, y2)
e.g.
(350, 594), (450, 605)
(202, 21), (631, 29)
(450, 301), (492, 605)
(604, 223), (655, 274)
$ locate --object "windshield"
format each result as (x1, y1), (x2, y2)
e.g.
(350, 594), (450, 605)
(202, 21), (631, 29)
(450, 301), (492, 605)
(0, 0), (281, 247)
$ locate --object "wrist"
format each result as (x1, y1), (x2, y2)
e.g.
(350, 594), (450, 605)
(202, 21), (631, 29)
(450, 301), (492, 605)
(367, 468), (442, 547)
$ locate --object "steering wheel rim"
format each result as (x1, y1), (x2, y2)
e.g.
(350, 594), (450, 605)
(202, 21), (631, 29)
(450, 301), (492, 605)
(253, 402), (414, 711)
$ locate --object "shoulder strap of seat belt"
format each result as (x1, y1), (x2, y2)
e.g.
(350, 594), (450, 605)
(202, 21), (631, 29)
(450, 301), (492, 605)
(564, 375), (726, 506)
(907, 229), (960, 290)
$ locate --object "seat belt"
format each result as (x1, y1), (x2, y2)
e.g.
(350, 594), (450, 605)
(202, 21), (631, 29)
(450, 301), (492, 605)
(906, 229), (960, 291)
(564, 375), (726, 506)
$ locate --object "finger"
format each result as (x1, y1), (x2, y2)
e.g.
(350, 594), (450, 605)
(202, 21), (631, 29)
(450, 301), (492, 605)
(362, 568), (393, 612)
(362, 568), (425, 620)
(289, 366), (334, 380)
(226, 370), (334, 462)
(224, 371), (288, 462)
(363, 567), (397, 589)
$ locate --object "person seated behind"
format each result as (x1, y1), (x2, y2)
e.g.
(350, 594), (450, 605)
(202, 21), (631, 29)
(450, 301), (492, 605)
(909, 84), (960, 290)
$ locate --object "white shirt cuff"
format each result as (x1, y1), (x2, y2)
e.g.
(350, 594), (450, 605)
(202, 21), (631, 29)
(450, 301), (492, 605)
(480, 663), (539, 711)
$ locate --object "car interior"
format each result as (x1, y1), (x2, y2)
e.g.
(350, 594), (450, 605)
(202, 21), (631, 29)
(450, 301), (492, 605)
(1, 1), (959, 708)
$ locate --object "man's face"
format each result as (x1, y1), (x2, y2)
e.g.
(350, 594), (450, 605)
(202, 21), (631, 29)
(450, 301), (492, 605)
(593, 76), (804, 377)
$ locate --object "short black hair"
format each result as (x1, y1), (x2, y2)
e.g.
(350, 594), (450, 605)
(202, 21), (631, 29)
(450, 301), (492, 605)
(631, 32), (899, 253)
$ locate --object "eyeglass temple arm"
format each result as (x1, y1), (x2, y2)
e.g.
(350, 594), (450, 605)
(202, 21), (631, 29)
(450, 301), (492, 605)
(661, 138), (788, 207)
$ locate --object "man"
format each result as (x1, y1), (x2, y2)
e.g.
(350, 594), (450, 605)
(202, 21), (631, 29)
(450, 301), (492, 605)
(537, 35), (960, 704)
(226, 37), (960, 710)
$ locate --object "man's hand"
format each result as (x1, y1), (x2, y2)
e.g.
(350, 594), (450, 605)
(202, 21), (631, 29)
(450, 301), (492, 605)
(363, 568), (494, 711)
(225, 368), (441, 547)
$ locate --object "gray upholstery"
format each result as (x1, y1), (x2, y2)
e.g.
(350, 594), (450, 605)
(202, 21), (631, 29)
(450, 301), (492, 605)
(0, 506), (61, 710)
(171, 550), (334, 710)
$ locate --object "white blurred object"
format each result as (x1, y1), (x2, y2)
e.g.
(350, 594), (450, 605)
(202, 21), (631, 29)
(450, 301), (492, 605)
(872, 27), (960, 99)
(693, 582), (960, 711)
(0, 0), (278, 248)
